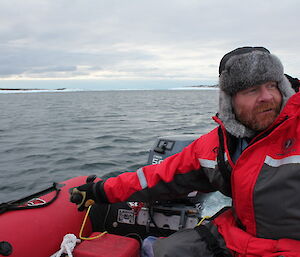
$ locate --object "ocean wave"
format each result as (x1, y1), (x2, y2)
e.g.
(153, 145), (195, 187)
(0, 90), (219, 202)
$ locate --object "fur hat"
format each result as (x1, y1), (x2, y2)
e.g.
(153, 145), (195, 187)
(218, 47), (295, 138)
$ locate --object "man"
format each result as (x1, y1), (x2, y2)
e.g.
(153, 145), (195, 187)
(71, 47), (300, 256)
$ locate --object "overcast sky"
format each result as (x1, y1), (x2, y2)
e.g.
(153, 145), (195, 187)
(0, 0), (299, 89)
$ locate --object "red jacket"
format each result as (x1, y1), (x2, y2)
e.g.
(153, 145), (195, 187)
(101, 92), (300, 256)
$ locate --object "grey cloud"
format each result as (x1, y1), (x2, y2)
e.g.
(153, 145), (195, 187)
(0, 0), (299, 81)
(0, 42), (157, 77)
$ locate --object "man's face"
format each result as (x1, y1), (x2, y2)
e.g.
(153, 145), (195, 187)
(232, 81), (283, 132)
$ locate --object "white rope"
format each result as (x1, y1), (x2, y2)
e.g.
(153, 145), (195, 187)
(50, 234), (81, 257)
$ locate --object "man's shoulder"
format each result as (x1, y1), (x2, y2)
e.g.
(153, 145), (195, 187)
(190, 127), (220, 157)
(194, 127), (220, 147)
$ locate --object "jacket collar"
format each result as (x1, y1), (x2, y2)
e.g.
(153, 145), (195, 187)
(276, 91), (300, 121)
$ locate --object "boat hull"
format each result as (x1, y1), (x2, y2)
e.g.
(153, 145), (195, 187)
(0, 176), (92, 257)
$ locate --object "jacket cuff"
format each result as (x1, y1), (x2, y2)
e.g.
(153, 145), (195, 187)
(93, 181), (109, 203)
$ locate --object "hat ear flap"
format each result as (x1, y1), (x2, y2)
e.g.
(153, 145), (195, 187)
(218, 91), (255, 138)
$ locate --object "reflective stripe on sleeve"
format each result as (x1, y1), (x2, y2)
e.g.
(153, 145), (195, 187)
(137, 168), (148, 189)
(265, 155), (300, 167)
(198, 158), (217, 169)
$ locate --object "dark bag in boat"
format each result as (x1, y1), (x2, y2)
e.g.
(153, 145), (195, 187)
(89, 201), (201, 240)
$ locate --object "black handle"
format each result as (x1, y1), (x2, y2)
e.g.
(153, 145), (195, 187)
(0, 183), (61, 214)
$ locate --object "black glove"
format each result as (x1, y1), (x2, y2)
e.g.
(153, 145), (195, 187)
(70, 175), (101, 211)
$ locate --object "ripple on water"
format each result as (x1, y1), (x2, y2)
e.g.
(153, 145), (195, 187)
(0, 90), (219, 202)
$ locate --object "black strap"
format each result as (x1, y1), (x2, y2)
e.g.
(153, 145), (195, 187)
(195, 225), (231, 257)
(217, 127), (232, 196)
(0, 183), (62, 214)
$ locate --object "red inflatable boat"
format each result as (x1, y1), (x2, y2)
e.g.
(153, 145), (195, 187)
(0, 175), (141, 257)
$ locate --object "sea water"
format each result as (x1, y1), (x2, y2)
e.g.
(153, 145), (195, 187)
(0, 89), (230, 212)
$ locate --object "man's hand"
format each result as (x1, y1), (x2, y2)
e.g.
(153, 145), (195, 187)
(70, 175), (98, 211)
